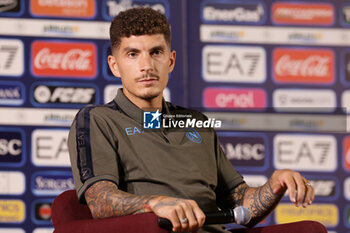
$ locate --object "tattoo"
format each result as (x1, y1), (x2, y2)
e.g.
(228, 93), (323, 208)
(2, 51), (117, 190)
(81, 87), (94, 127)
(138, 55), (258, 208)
(230, 183), (249, 207)
(85, 180), (154, 218)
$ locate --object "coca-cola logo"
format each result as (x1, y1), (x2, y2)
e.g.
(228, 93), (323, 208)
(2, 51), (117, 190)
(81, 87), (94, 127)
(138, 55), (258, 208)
(273, 48), (334, 84)
(31, 41), (96, 79)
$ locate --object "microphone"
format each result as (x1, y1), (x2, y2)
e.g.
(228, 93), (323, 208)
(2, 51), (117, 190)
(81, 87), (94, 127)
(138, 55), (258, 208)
(158, 206), (251, 230)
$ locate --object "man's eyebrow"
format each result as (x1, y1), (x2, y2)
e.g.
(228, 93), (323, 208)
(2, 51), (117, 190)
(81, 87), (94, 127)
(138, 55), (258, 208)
(123, 47), (140, 53)
(150, 45), (165, 51)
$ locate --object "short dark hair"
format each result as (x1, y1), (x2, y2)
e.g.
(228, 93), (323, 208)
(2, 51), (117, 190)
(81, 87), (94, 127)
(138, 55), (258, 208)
(110, 7), (171, 51)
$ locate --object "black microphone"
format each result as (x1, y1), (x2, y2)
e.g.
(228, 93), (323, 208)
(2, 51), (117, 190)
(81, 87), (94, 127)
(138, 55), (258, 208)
(158, 206), (251, 230)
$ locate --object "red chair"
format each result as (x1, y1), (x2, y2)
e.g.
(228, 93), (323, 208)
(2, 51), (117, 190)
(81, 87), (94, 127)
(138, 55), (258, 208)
(51, 190), (327, 233)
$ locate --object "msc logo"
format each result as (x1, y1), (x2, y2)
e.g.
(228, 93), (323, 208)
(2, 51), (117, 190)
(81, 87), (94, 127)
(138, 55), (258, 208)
(186, 128), (202, 143)
(203, 88), (266, 109)
(202, 45), (266, 83)
(32, 83), (97, 106)
(344, 136), (350, 172)
(32, 200), (52, 223)
(30, 0), (96, 18)
(0, 81), (25, 106)
(272, 2), (334, 26)
(202, 1), (266, 24)
(0, 171), (25, 195)
(103, 0), (169, 20)
(0, 39), (24, 76)
(0, 129), (24, 166)
(0, 200), (25, 223)
(32, 129), (70, 167)
(32, 172), (74, 196)
(31, 40), (97, 79)
(274, 134), (336, 172)
(275, 203), (338, 227)
(143, 110), (161, 129)
(273, 48), (334, 84)
(219, 133), (266, 170)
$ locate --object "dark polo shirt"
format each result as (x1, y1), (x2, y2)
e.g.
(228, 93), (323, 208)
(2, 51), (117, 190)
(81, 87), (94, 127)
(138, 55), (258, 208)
(68, 89), (244, 233)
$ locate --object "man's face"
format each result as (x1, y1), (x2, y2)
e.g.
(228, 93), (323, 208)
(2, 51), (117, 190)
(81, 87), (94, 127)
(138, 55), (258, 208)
(108, 34), (176, 103)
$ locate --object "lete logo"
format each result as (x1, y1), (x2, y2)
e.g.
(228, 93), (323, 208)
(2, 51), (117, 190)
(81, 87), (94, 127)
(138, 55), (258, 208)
(273, 48), (334, 84)
(31, 41), (97, 79)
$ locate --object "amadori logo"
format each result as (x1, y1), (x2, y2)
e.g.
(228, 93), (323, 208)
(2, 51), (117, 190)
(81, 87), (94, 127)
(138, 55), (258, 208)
(272, 2), (334, 26)
(30, 0), (96, 18)
(275, 203), (338, 227)
(203, 88), (266, 109)
(0, 81), (25, 106)
(201, 1), (266, 24)
(31, 82), (97, 107)
(273, 48), (334, 84)
(0, 200), (25, 223)
(31, 40), (97, 79)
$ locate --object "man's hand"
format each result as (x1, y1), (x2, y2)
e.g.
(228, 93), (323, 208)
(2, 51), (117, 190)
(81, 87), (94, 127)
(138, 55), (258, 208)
(269, 169), (314, 208)
(144, 196), (206, 233)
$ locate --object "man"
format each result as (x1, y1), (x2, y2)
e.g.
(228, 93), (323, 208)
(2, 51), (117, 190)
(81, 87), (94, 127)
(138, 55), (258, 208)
(68, 7), (314, 233)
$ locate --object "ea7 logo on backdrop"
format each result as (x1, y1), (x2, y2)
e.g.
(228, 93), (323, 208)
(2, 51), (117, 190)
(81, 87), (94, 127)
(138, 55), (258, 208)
(104, 0), (169, 20)
(202, 1), (266, 24)
(32, 172), (74, 196)
(219, 134), (266, 169)
(30, 0), (96, 18)
(273, 48), (334, 84)
(203, 88), (266, 109)
(32, 83), (97, 107)
(274, 134), (337, 172)
(0, 82), (25, 106)
(0, 39), (24, 76)
(0, 130), (23, 165)
(202, 45), (266, 83)
(272, 2), (334, 26)
(0, 0), (21, 14)
(31, 41), (97, 79)
(32, 129), (70, 167)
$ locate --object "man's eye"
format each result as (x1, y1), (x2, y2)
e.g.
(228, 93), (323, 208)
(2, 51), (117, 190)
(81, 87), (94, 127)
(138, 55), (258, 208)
(128, 52), (136, 57)
(152, 50), (162, 56)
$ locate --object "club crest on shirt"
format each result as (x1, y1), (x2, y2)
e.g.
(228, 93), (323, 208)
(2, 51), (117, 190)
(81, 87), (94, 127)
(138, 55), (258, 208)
(186, 128), (202, 143)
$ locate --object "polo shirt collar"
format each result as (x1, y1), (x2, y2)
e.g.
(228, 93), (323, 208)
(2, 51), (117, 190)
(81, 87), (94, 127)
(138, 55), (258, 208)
(114, 88), (170, 123)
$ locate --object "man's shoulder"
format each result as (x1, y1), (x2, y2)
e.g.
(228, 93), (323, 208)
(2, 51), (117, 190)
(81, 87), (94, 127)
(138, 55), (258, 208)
(76, 101), (121, 118)
(165, 102), (208, 120)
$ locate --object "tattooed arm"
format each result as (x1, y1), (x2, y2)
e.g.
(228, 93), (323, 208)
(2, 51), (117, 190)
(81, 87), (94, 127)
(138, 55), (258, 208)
(228, 169), (315, 227)
(85, 180), (205, 232)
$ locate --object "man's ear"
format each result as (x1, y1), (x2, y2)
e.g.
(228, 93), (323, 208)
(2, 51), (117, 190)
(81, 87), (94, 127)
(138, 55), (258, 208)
(108, 55), (121, 78)
(168, 50), (176, 73)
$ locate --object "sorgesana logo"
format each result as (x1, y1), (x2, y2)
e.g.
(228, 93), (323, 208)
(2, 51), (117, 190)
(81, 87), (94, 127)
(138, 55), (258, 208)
(0, 128), (25, 166)
(32, 171), (74, 196)
(219, 133), (267, 171)
(201, 1), (266, 24)
(0, 81), (25, 106)
(31, 82), (98, 107)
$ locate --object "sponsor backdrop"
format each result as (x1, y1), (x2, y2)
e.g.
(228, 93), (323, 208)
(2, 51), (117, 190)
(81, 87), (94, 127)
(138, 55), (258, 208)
(0, 0), (349, 232)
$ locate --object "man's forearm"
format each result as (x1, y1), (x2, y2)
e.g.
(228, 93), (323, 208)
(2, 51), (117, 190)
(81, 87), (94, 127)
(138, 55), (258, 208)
(85, 180), (154, 218)
(231, 180), (283, 227)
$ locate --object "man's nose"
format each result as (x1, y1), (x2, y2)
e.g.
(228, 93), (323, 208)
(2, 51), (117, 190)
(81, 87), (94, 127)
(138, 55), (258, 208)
(140, 54), (154, 72)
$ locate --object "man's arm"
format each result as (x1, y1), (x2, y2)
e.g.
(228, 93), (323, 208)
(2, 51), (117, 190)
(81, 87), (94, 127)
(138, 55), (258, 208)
(85, 180), (205, 232)
(229, 169), (314, 227)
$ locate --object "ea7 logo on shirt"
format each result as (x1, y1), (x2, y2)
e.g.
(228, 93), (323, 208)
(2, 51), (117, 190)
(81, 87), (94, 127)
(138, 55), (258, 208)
(274, 134), (337, 172)
(32, 83), (96, 107)
(202, 45), (266, 83)
(0, 39), (24, 76)
(143, 110), (161, 129)
(32, 129), (70, 167)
